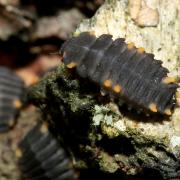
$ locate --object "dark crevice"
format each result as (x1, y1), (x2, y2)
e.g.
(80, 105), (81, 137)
(79, 169), (136, 180)
(97, 135), (136, 156)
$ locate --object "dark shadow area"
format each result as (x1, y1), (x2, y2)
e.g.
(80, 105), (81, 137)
(79, 169), (137, 180)
(116, 102), (170, 124)
(97, 135), (136, 156)
(0, 36), (34, 68)
(139, 167), (164, 180)
(0, 36), (62, 69)
(21, 0), (104, 17)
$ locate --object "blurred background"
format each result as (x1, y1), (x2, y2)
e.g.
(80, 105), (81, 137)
(0, 0), (104, 179)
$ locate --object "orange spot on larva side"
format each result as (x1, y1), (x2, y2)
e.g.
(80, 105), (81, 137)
(88, 31), (96, 36)
(13, 99), (22, 109)
(66, 62), (77, 69)
(103, 79), (112, 88)
(31, 76), (39, 85)
(149, 103), (157, 112)
(113, 85), (122, 93)
(40, 122), (49, 134)
(162, 77), (176, 84)
(176, 91), (180, 99)
(127, 42), (135, 49)
(164, 109), (172, 116)
(137, 47), (145, 53)
(15, 148), (23, 158)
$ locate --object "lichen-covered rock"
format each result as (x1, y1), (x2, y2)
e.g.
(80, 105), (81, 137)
(29, 65), (180, 179)
(29, 0), (180, 179)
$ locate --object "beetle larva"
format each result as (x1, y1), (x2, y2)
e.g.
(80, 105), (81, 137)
(60, 32), (179, 116)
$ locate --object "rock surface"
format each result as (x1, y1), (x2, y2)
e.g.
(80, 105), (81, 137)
(29, 0), (180, 179)
(31, 8), (85, 40)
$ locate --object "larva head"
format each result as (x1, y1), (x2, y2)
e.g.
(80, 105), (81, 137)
(60, 32), (97, 67)
(59, 38), (75, 61)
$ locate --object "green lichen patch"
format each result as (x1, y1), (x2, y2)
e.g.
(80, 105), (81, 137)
(92, 104), (121, 126)
(98, 151), (119, 173)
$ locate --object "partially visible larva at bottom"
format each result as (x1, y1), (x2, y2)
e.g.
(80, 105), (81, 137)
(60, 32), (179, 116)
(0, 66), (25, 132)
(16, 122), (78, 180)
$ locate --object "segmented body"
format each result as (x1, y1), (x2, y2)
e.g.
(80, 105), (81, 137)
(17, 123), (78, 180)
(60, 32), (178, 115)
(0, 67), (25, 132)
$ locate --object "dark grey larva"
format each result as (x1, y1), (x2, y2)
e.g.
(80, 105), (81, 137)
(16, 123), (78, 180)
(0, 66), (25, 132)
(60, 32), (179, 116)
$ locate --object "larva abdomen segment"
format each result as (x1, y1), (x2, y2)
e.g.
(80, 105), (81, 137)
(61, 32), (178, 115)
